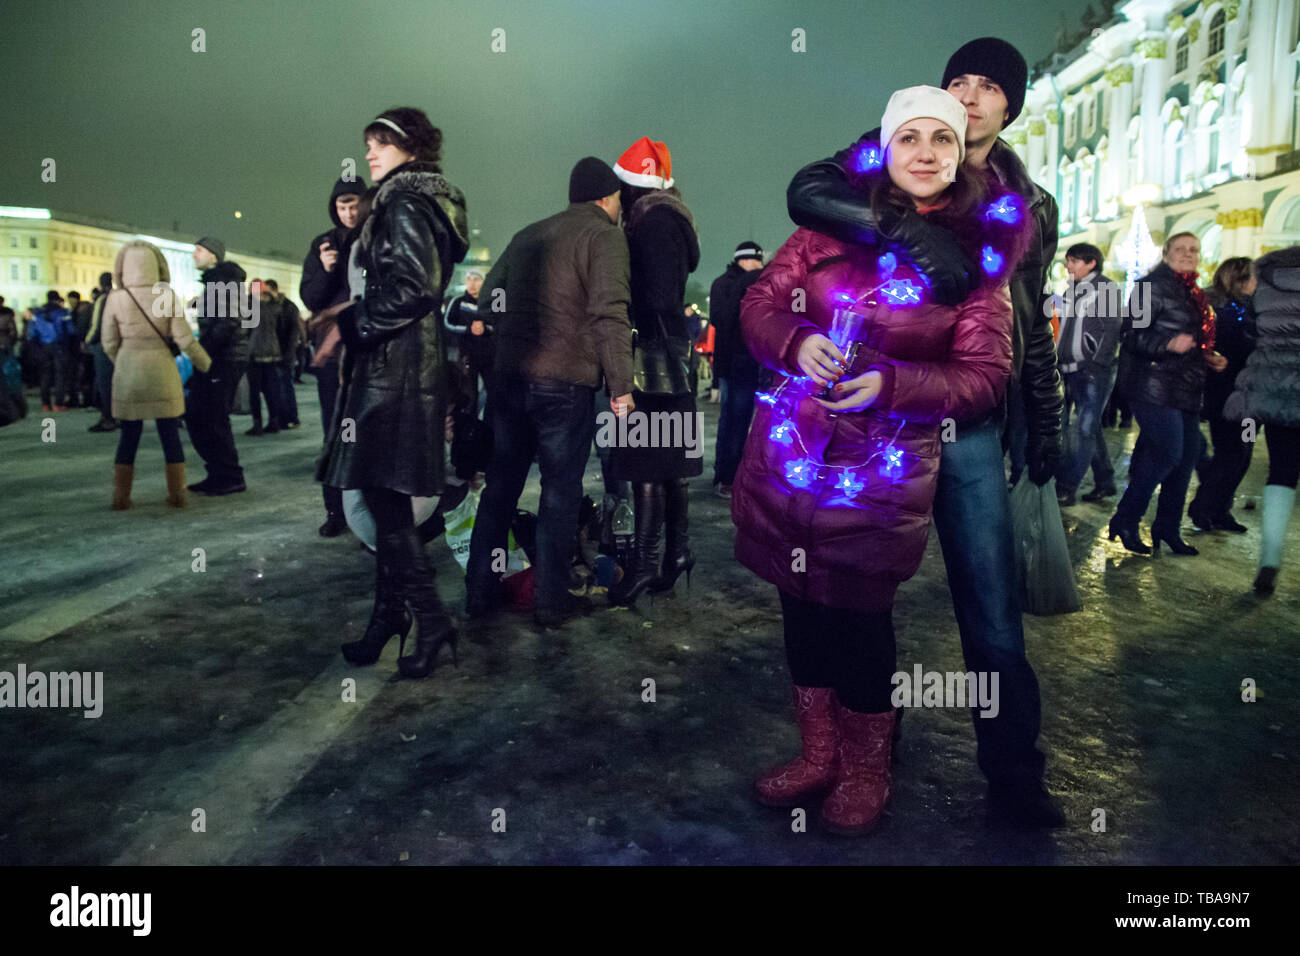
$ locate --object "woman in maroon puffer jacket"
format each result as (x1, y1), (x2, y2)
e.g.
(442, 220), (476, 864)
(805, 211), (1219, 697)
(732, 86), (1030, 836)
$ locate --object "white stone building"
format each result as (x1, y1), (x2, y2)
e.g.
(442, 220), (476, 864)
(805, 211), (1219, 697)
(0, 206), (304, 313)
(1004, 0), (1300, 289)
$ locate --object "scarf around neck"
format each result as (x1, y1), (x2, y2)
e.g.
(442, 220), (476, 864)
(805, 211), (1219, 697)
(1175, 269), (1216, 352)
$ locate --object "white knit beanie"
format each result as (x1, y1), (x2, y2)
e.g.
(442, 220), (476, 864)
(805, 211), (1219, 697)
(880, 85), (968, 163)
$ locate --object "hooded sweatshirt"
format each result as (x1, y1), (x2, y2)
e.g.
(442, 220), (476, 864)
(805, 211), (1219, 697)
(300, 177), (367, 314)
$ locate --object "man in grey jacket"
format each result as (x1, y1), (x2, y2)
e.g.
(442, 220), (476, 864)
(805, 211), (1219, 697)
(466, 156), (635, 628)
(1057, 243), (1124, 505)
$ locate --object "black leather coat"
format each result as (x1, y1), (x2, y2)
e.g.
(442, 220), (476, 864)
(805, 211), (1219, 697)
(1116, 262), (1207, 414)
(786, 134), (1062, 446)
(321, 161), (469, 497)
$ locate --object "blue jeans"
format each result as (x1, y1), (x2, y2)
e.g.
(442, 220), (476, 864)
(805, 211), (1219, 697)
(1057, 366), (1116, 492)
(932, 417), (1045, 787)
(712, 364), (760, 487)
(1114, 400), (1200, 531)
(466, 377), (595, 613)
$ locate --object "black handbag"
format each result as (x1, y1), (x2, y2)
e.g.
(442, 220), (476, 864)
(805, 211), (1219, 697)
(631, 312), (691, 397)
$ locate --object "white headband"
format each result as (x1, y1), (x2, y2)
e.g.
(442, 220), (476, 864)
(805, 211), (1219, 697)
(372, 117), (407, 139)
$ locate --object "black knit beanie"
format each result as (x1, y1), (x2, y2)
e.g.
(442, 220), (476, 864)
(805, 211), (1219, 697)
(941, 37), (1029, 126)
(569, 157), (622, 203)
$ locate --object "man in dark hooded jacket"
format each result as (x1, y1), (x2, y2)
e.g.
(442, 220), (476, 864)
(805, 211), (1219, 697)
(300, 176), (366, 535)
(186, 236), (248, 495)
(709, 241), (765, 496)
(784, 37), (1065, 828)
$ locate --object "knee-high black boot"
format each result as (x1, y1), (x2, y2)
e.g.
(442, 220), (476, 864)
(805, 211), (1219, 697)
(341, 542), (412, 665)
(390, 528), (458, 678)
(650, 478), (694, 593)
(608, 481), (664, 607)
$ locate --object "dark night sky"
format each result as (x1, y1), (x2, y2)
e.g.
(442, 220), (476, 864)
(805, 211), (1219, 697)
(2, 0), (1089, 291)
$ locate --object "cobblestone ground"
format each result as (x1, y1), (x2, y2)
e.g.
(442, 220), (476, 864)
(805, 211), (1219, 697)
(1, 385), (1297, 865)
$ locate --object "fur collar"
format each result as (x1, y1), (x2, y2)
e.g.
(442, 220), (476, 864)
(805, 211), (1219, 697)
(362, 161), (469, 259)
(373, 161), (464, 212)
(627, 187), (696, 236)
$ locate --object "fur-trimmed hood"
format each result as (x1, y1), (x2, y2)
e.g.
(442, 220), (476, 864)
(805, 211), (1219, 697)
(365, 160), (470, 264)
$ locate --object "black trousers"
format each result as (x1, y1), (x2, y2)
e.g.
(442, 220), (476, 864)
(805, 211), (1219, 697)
(315, 365), (343, 516)
(185, 360), (244, 485)
(778, 590), (896, 713)
(247, 361), (285, 429)
(364, 487), (413, 534)
(1192, 415), (1255, 517)
(1266, 423), (1300, 488)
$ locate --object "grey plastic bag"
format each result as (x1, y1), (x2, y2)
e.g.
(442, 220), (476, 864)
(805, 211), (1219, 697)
(1010, 476), (1082, 616)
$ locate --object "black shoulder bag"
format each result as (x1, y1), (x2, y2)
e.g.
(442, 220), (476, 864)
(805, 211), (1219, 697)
(631, 312), (691, 397)
(121, 287), (182, 357)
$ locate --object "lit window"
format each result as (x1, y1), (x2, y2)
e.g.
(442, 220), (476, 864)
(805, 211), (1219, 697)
(9, 264), (17, 281)
(1175, 35), (1189, 73)
(30, 264), (39, 280)
(29, 236), (37, 249)
(8, 236), (15, 248)
(1208, 11), (1226, 56)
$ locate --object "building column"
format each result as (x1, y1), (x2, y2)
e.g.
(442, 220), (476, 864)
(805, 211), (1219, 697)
(1137, 38), (1168, 191)
(1106, 63), (1135, 200)
(1027, 119), (1046, 191)
(1270, 0), (1297, 149)
(1244, 0), (1279, 173)
(1045, 107), (1060, 201)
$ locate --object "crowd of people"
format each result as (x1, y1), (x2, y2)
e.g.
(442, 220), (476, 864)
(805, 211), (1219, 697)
(4, 32), (1298, 840)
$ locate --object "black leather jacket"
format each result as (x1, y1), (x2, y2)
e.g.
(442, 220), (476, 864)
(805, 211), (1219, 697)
(1117, 262), (1207, 414)
(323, 161), (469, 497)
(787, 134), (1062, 445)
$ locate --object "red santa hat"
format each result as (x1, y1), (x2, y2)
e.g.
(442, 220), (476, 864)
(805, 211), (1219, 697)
(613, 137), (674, 189)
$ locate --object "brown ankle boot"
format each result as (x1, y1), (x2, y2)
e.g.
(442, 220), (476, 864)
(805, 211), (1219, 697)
(754, 686), (839, 807)
(820, 705), (895, 836)
(112, 464), (134, 511)
(165, 462), (186, 508)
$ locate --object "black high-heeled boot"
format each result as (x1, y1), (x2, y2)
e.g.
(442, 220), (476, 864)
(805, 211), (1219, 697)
(387, 528), (459, 678)
(1150, 524), (1198, 556)
(608, 482), (665, 607)
(1107, 516), (1151, 555)
(650, 479), (694, 594)
(341, 547), (412, 665)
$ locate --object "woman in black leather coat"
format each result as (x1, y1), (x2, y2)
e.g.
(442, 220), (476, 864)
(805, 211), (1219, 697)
(321, 107), (470, 676)
(1109, 232), (1227, 554)
(606, 140), (702, 607)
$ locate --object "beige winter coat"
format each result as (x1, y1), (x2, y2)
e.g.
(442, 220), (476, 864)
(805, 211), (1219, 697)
(102, 242), (211, 420)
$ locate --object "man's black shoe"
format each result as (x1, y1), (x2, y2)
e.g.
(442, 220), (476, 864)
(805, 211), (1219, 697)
(1081, 484), (1117, 503)
(187, 478), (213, 493)
(203, 481), (247, 497)
(988, 781), (1066, 829)
(245, 425), (265, 436)
(1057, 489), (1077, 507)
(88, 418), (118, 433)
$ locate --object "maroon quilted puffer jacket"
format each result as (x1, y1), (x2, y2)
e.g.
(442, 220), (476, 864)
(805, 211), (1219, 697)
(731, 227), (1013, 613)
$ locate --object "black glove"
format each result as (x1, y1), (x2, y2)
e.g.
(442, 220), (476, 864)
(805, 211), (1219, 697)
(1026, 435), (1061, 487)
(880, 208), (976, 307)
